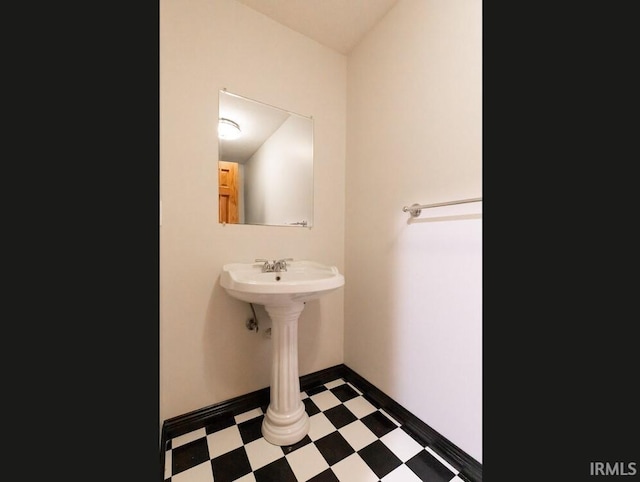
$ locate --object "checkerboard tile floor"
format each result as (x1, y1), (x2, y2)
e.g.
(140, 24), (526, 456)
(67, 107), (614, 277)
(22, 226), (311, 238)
(164, 378), (469, 481)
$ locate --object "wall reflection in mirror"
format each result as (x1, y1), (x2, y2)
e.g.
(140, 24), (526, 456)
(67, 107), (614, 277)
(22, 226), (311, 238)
(218, 90), (314, 227)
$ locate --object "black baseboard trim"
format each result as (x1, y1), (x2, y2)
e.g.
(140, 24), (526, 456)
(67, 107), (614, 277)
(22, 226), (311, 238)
(340, 365), (482, 482)
(159, 385), (270, 480)
(300, 364), (345, 391)
(160, 363), (482, 482)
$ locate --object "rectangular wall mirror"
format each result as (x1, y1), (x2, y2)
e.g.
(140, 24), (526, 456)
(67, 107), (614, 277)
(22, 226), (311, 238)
(218, 90), (314, 227)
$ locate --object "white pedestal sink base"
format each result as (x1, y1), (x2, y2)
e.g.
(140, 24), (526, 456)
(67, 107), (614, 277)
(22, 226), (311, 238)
(261, 302), (310, 446)
(220, 260), (345, 445)
(262, 402), (310, 446)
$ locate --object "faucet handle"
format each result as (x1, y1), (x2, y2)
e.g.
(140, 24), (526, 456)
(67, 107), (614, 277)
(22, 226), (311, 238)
(276, 258), (293, 270)
(255, 259), (274, 272)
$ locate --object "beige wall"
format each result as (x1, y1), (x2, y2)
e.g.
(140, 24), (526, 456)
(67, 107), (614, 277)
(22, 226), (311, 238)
(160, 0), (346, 426)
(160, 0), (482, 463)
(345, 0), (483, 462)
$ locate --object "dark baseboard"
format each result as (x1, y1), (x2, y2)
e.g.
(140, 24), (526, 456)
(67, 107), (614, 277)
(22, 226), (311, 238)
(159, 384), (270, 480)
(299, 364), (345, 391)
(160, 363), (482, 482)
(340, 365), (482, 482)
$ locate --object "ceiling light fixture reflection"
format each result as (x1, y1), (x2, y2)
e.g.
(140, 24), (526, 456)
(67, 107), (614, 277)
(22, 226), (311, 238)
(218, 118), (241, 140)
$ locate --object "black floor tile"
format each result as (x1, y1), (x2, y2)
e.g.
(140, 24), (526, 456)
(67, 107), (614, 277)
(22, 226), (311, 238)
(406, 450), (456, 482)
(314, 431), (355, 466)
(210, 446), (252, 481)
(171, 437), (209, 475)
(303, 397), (321, 416)
(358, 439), (403, 478)
(323, 403), (357, 429)
(281, 435), (312, 454)
(330, 383), (359, 402)
(307, 468), (340, 481)
(238, 415), (264, 444)
(253, 457), (298, 482)
(204, 412), (235, 434)
(305, 385), (328, 396)
(360, 410), (397, 437)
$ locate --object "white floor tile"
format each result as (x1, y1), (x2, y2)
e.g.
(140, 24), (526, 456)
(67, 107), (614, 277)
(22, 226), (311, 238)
(206, 425), (243, 459)
(331, 453), (379, 482)
(380, 463), (423, 481)
(164, 450), (172, 479)
(234, 407), (263, 424)
(171, 428), (207, 448)
(286, 443), (330, 481)
(343, 396), (377, 419)
(380, 428), (423, 462)
(171, 461), (214, 482)
(244, 437), (285, 470)
(310, 390), (342, 411)
(325, 378), (345, 389)
(308, 412), (336, 441)
(338, 420), (378, 451)
(235, 473), (257, 482)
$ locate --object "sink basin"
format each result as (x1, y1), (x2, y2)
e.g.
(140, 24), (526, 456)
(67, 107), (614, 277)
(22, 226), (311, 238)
(220, 260), (344, 305)
(219, 259), (344, 446)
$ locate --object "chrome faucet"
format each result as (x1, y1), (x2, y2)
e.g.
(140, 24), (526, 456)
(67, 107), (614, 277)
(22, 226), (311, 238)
(255, 258), (293, 272)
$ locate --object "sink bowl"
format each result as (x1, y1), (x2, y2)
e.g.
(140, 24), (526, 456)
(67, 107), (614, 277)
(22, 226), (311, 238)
(219, 259), (344, 446)
(220, 260), (344, 305)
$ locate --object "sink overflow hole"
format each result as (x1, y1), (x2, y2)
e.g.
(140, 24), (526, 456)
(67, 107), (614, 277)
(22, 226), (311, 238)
(275, 276), (281, 281)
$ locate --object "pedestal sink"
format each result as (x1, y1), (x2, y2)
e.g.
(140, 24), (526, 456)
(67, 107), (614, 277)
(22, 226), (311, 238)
(220, 260), (344, 446)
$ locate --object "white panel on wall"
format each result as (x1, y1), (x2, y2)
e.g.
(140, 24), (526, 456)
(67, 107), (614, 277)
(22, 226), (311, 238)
(344, 0), (482, 463)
